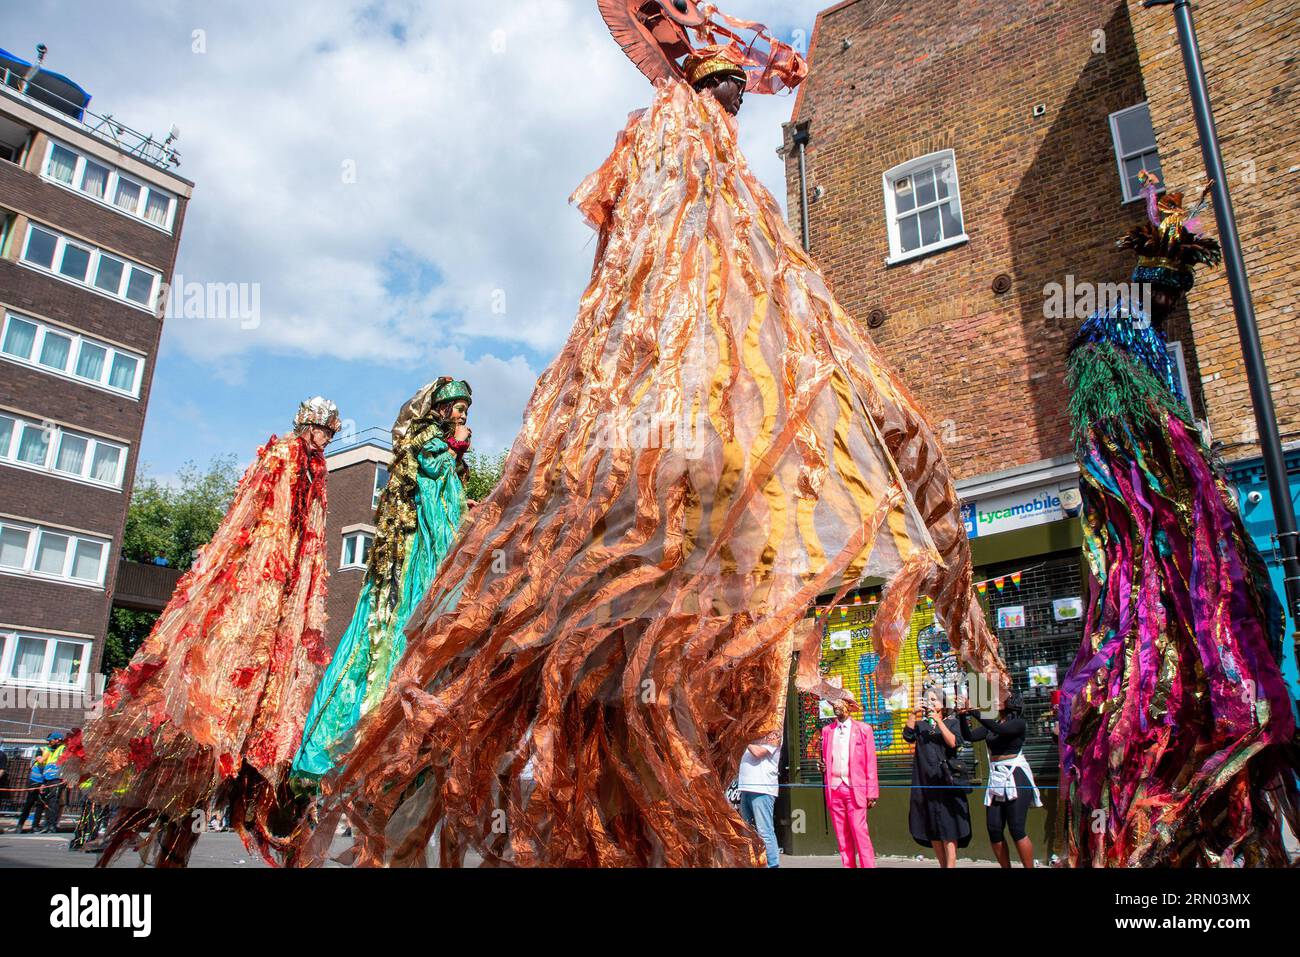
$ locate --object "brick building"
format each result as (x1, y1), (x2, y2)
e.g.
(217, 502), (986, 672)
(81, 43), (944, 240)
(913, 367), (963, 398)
(0, 48), (191, 745)
(322, 430), (391, 651)
(778, 0), (1297, 860)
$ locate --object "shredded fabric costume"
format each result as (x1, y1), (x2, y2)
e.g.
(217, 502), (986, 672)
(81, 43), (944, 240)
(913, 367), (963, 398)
(1059, 175), (1299, 866)
(64, 420), (334, 868)
(307, 2), (1003, 868)
(292, 380), (470, 782)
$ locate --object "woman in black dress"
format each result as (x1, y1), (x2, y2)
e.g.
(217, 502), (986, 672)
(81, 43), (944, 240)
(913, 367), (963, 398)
(903, 689), (971, 867)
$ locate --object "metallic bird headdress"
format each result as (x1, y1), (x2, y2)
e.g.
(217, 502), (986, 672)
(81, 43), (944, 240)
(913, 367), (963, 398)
(293, 396), (342, 435)
(598, 0), (807, 93)
(1119, 170), (1222, 293)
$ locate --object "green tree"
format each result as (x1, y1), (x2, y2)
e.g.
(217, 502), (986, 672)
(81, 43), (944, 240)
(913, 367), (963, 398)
(103, 456), (242, 675)
(121, 456), (241, 568)
(464, 449), (508, 503)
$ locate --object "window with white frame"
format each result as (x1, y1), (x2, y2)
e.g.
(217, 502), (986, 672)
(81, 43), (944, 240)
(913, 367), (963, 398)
(0, 518), (109, 587)
(0, 629), (92, 689)
(20, 223), (161, 310)
(0, 311), (143, 397)
(41, 138), (177, 231)
(1109, 103), (1163, 203)
(883, 150), (967, 263)
(373, 465), (389, 509)
(0, 412), (127, 488)
(341, 531), (374, 570)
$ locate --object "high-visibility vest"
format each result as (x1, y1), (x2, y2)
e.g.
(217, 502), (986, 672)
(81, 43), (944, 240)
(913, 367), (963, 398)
(40, 744), (65, 782)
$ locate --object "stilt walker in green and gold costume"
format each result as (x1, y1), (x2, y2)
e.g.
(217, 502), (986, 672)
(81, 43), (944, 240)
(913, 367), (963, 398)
(291, 378), (473, 783)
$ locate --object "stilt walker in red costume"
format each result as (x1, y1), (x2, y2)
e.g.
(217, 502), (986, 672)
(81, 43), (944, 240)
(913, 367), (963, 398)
(63, 397), (341, 867)
(306, 2), (1005, 868)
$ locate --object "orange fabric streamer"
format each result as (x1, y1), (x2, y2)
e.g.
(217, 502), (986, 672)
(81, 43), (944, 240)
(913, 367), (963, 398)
(306, 80), (1004, 868)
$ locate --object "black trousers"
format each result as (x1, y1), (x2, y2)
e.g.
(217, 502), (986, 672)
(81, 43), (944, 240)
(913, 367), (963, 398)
(18, 784), (49, 830)
(42, 783), (64, 831)
(986, 767), (1034, 843)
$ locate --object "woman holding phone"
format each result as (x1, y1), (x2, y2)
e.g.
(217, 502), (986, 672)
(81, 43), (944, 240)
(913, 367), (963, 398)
(903, 688), (971, 867)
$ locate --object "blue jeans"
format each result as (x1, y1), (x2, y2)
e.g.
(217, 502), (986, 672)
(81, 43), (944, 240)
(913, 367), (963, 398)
(740, 791), (779, 867)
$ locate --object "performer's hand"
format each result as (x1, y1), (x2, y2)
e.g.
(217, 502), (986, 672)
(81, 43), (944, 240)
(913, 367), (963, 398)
(867, 798), (878, 809)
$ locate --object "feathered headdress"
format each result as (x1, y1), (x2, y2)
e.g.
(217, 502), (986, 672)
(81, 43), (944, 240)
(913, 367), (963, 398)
(597, 0), (806, 94)
(1119, 170), (1222, 292)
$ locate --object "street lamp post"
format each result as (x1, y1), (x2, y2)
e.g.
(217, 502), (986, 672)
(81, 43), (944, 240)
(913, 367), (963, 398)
(1144, 0), (1300, 651)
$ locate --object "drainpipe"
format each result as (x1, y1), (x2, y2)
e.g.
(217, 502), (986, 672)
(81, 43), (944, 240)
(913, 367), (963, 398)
(791, 121), (812, 253)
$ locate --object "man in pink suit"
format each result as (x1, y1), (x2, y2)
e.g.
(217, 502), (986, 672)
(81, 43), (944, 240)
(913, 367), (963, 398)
(818, 698), (879, 868)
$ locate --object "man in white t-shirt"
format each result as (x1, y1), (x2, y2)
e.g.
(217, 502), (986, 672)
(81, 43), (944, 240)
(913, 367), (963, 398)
(738, 733), (782, 867)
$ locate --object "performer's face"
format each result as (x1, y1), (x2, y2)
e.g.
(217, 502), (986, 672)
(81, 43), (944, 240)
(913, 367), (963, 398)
(701, 75), (744, 116)
(1150, 286), (1181, 325)
(303, 425), (333, 453)
(832, 700), (851, 721)
(449, 400), (470, 426)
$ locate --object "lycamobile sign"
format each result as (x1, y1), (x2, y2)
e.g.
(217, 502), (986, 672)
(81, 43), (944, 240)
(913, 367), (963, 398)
(962, 489), (1065, 539)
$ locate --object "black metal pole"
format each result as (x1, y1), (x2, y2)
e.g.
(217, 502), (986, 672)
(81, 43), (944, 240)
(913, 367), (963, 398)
(1145, 0), (1300, 646)
(792, 124), (811, 252)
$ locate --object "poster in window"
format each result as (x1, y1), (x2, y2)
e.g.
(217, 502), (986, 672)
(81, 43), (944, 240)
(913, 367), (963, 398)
(1053, 597), (1084, 622)
(996, 605), (1026, 629)
(1027, 663), (1058, 690)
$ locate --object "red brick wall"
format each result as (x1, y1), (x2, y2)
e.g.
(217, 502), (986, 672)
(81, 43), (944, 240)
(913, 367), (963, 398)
(785, 0), (1201, 480)
(323, 458), (381, 650)
(1128, 0), (1300, 459)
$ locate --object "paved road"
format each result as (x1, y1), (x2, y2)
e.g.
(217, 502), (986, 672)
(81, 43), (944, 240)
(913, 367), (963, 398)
(0, 830), (999, 868)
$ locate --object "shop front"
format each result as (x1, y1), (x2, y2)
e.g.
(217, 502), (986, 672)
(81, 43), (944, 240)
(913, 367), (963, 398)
(780, 457), (1088, 862)
(1226, 446), (1300, 704)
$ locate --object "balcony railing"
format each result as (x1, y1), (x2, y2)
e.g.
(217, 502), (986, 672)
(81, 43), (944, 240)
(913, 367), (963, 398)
(0, 62), (180, 172)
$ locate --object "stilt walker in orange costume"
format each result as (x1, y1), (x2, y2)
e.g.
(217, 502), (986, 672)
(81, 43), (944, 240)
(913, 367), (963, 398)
(308, 2), (1005, 868)
(64, 398), (340, 867)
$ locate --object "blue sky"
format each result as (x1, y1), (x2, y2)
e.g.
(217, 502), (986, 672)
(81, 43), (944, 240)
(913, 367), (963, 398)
(9, 1), (823, 480)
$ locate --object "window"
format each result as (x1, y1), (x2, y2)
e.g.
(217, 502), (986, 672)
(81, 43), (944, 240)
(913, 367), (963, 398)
(113, 177), (141, 214)
(1167, 341), (1195, 416)
(883, 150), (967, 264)
(373, 465), (389, 509)
(0, 518), (108, 587)
(39, 138), (176, 231)
(22, 225), (57, 269)
(19, 223), (161, 311)
(341, 531), (374, 569)
(1, 312), (144, 398)
(0, 631), (92, 689)
(81, 160), (109, 200)
(46, 144), (77, 184)
(0, 411), (127, 488)
(1109, 103), (1163, 203)
(39, 329), (71, 370)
